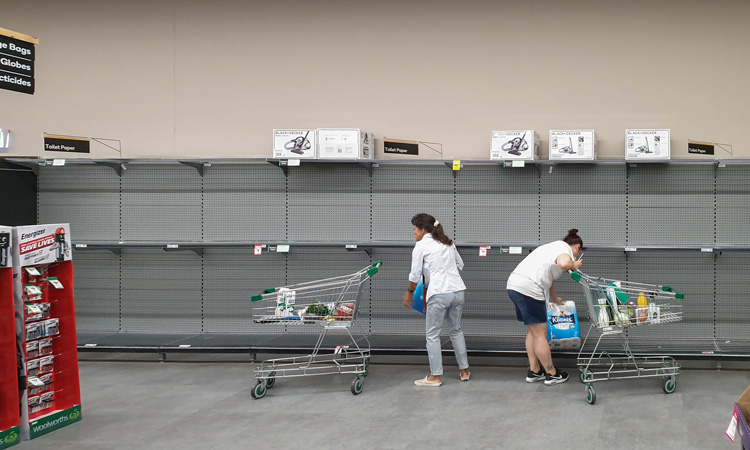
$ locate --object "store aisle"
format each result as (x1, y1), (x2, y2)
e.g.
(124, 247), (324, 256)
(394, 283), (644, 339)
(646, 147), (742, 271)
(29, 360), (747, 450)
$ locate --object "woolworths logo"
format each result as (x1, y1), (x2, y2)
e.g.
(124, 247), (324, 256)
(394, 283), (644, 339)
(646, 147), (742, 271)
(3, 430), (18, 444)
(31, 407), (81, 436)
(69, 410), (80, 420)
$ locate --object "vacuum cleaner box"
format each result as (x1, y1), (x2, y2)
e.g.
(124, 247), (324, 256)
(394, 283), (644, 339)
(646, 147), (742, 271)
(549, 130), (596, 160)
(273, 129), (317, 159)
(317, 128), (374, 160)
(625, 129), (670, 161)
(736, 386), (750, 449)
(490, 130), (540, 161)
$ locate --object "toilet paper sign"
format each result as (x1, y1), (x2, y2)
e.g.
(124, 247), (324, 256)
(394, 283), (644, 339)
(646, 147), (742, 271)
(14, 224), (71, 266)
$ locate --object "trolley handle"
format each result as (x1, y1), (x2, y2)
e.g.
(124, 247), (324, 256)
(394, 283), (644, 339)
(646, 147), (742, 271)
(250, 288), (276, 302)
(661, 286), (685, 299)
(367, 261), (383, 277)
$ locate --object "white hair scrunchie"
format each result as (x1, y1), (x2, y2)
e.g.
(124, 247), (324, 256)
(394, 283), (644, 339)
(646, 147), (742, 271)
(433, 220), (439, 227)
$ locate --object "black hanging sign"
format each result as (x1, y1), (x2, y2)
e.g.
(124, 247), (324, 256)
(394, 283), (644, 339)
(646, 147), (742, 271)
(44, 135), (91, 153)
(688, 141), (714, 155)
(384, 139), (419, 155)
(0, 28), (36, 95)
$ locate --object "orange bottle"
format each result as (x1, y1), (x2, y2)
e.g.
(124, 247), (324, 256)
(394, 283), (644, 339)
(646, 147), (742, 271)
(637, 292), (648, 323)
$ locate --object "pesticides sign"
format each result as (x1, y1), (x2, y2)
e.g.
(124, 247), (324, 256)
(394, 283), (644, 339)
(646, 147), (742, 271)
(13, 224), (71, 267)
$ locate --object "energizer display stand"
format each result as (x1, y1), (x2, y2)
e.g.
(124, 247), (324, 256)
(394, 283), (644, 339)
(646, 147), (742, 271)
(12, 224), (80, 441)
(0, 226), (20, 448)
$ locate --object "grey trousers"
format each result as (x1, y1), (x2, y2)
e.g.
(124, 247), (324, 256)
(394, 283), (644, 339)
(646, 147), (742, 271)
(425, 290), (469, 376)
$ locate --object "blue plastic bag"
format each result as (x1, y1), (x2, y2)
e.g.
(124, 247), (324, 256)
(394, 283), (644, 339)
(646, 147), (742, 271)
(410, 281), (426, 315)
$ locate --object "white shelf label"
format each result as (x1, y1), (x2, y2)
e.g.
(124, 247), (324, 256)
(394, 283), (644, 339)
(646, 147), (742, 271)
(345, 244), (357, 249)
(75, 243), (88, 248)
(625, 247), (637, 252)
(276, 244), (290, 253)
(52, 159), (66, 166)
(254, 245), (263, 255)
(25, 267), (41, 276)
(48, 277), (64, 289)
(508, 246), (522, 255)
(479, 246), (487, 257)
(701, 248), (714, 253)
(178, 344), (192, 348)
(287, 159), (301, 167)
(84, 343), (98, 347)
(28, 376), (45, 387)
(166, 244), (179, 249)
(511, 160), (525, 168)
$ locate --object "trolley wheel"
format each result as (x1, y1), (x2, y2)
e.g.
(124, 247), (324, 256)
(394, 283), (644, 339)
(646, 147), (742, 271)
(662, 376), (677, 394)
(251, 381), (267, 399)
(351, 376), (364, 395)
(586, 385), (596, 405)
(266, 371), (277, 389)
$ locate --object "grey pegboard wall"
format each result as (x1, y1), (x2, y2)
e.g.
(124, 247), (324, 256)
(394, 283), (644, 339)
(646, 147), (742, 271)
(455, 165), (539, 244)
(33, 161), (750, 349)
(203, 164), (286, 242)
(38, 165), (120, 241)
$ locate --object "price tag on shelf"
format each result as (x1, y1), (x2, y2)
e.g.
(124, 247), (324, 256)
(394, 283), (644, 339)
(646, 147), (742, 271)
(511, 160), (525, 168)
(84, 343), (98, 347)
(254, 245), (263, 255)
(479, 246), (488, 257)
(75, 243), (88, 248)
(508, 246), (522, 255)
(452, 160), (461, 171)
(166, 244), (179, 249)
(28, 376), (45, 387)
(625, 247), (637, 252)
(287, 159), (301, 167)
(48, 277), (64, 289)
(52, 159), (66, 166)
(701, 248), (714, 253)
(345, 244), (357, 249)
(276, 244), (290, 253)
(178, 344), (192, 348)
(25, 267), (41, 276)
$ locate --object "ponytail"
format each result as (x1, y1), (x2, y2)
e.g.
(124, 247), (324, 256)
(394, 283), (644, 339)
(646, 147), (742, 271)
(563, 228), (583, 247)
(411, 213), (452, 246)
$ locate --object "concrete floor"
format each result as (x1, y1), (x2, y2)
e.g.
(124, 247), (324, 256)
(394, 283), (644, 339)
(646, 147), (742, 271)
(27, 359), (748, 450)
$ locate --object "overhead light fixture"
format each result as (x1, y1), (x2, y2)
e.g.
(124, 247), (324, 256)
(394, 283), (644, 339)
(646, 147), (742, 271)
(0, 129), (9, 150)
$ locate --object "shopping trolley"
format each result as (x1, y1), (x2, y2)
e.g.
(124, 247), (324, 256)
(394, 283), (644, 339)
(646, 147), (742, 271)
(248, 261), (381, 399)
(570, 270), (685, 404)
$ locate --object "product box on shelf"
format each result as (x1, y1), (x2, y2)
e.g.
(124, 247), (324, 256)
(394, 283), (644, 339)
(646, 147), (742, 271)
(625, 129), (670, 161)
(490, 130), (540, 161)
(273, 129), (317, 159)
(12, 223), (81, 441)
(0, 225), (20, 448)
(549, 130), (597, 160)
(317, 128), (374, 160)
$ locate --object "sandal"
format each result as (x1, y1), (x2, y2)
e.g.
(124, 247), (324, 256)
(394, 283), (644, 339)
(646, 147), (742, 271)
(460, 371), (471, 381)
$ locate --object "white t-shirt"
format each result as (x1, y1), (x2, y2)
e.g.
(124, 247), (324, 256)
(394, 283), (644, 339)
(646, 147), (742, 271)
(506, 241), (573, 301)
(409, 233), (466, 301)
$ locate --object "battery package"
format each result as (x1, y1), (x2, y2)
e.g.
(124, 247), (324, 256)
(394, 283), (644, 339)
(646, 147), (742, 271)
(317, 128), (374, 160)
(490, 130), (540, 160)
(626, 129), (670, 161)
(549, 130), (597, 160)
(272, 129), (317, 159)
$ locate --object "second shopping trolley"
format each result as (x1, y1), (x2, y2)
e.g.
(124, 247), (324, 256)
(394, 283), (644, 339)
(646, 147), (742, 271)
(570, 270), (684, 405)
(249, 261), (381, 399)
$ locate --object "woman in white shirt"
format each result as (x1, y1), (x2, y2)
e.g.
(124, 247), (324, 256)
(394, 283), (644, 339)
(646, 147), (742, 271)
(403, 213), (470, 387)
(506, 229), (583, 386)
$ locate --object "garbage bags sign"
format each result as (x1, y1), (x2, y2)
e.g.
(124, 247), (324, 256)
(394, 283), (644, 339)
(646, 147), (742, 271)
(0, 27), (37, 95)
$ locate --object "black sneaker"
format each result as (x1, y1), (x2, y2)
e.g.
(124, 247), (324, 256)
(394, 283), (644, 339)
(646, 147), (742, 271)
(525, 369), (545, 383)
(544, 369), (569, 385)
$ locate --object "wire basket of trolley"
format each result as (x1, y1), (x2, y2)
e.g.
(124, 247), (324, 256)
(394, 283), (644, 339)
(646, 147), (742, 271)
(569, 270), (685, 405)
(248, 261), (382, 399)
